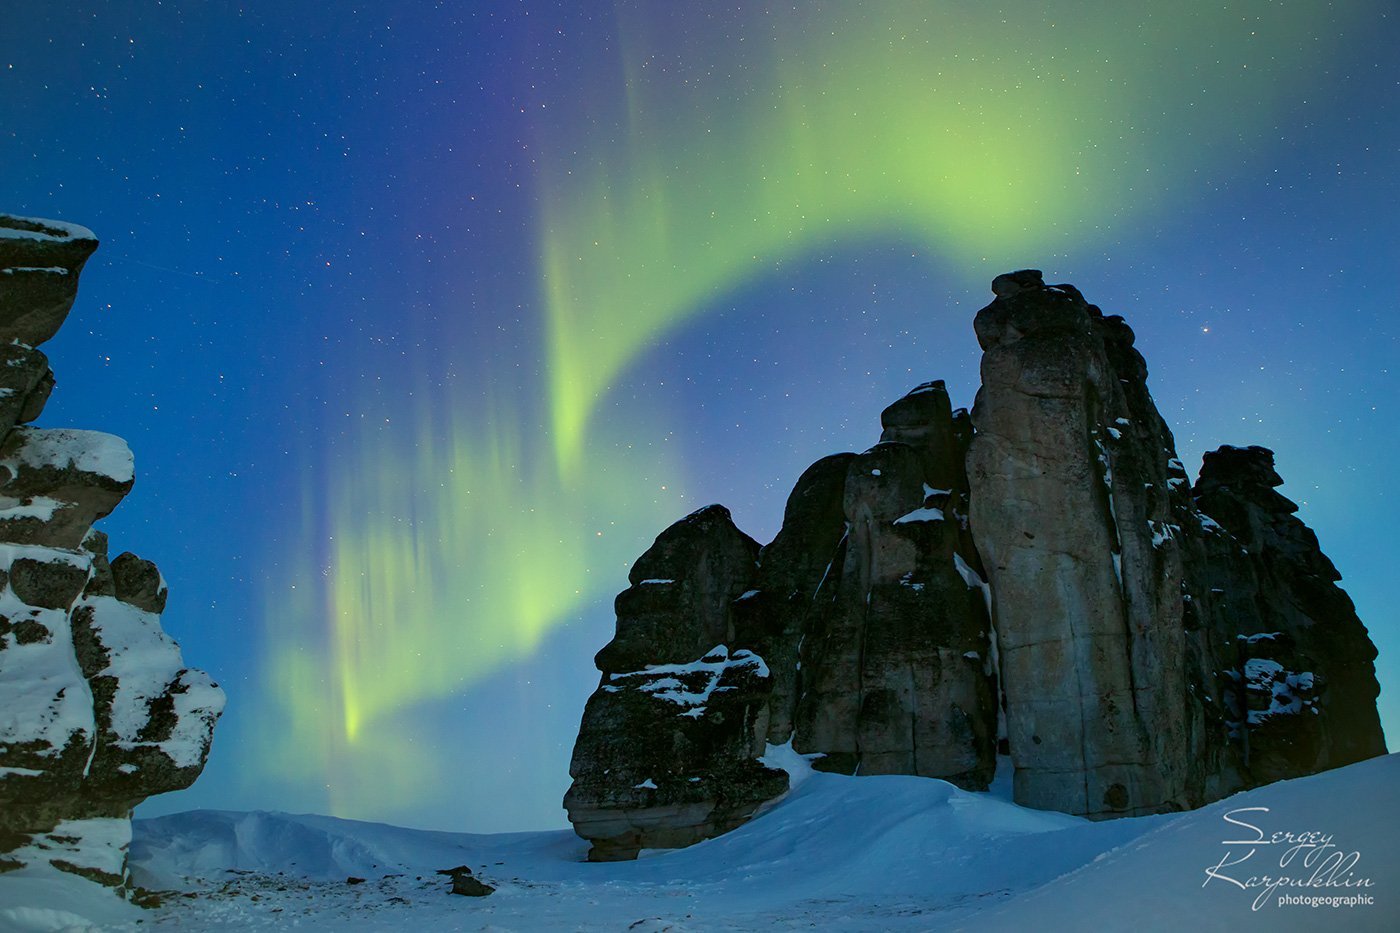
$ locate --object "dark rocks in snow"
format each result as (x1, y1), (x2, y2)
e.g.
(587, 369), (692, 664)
(0, 215), (224, 896)
(437, 865), (495, 896)
(566, 271), (1385, 855)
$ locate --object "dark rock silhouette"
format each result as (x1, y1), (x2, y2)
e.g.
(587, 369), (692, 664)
(437, 865), (495, 896)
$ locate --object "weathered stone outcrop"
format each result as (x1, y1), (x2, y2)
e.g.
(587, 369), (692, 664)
(0, 215), (224, 894)
(567, 385), (1001, 857)
(564, 505), (787, 861)
(1183, 445), (1386, 793)
(0, 215), (99, 347)
(565, 270), (1385, 855)
(0, 427), (136, 549)
(966, 270), (1194, 818)
(733, 452), (854, 745)
(792, 383), (997, 787)
(0, 344), (55, 440)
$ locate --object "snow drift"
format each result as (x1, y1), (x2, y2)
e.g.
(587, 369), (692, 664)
(3, 751), (1393, 931)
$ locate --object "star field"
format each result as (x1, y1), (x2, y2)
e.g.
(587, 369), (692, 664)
(2, 1), (1396, 832)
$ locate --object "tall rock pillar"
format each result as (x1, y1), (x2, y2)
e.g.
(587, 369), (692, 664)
(966, 270), (1192, 818)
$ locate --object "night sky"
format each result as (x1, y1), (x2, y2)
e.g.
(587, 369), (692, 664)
(4, 1), (1396, 833)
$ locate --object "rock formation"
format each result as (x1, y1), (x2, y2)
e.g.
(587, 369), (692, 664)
(0, 215), (224, 896)
(788, 383), (997, 787)
(966, 271), (1195, 817)
(1182, 444), (1386, 793)
(567, 384), (1002, 859)
(565, 269), (1386, 856)
(564, 505), (787, 861)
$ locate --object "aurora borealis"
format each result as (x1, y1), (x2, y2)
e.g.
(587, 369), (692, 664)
(5, 1), (1398, 831)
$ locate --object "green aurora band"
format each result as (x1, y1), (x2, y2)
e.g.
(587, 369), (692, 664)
(255, 1), (1364, 819)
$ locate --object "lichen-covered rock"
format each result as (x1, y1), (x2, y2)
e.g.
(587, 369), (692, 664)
(566, 505), (786, 860)
(0, 215), (223, 896)
(0, 214), (99, 347)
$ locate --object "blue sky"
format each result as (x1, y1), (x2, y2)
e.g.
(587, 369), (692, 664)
(4, 1), (1396, 831)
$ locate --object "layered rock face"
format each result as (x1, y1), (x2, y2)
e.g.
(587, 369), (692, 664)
(565, 270), (1385, 855)
(0, 215), (224, 894)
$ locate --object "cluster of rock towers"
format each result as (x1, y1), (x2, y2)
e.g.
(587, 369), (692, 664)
(565, 270), (1385, 860)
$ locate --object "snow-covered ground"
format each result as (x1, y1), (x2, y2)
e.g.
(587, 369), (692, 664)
(2, 753), (1395, 931)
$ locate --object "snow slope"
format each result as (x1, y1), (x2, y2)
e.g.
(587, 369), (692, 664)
(2, 754), (1395, 931)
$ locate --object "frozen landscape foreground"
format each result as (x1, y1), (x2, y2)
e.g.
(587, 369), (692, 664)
(1, 751), (1395, 931)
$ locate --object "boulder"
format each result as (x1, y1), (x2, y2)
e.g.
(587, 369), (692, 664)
(437, 865), (495, 896)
